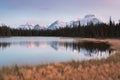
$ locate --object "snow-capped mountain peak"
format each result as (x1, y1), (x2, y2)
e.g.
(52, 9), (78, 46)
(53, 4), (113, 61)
(80, 14), (102, 26)
(67, 14), (102, 27)
(34, 24), (42, 30)
(18, 23), (46, 30)
(18, 23), (34, 30)
(48, 20), (67, 30)
(18, 14), (102, 30)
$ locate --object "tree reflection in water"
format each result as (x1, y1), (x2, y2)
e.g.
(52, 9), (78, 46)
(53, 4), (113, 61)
(0, 41), (114, 57)
(0, 43), (11, 50)
(50, 41), (113, 57)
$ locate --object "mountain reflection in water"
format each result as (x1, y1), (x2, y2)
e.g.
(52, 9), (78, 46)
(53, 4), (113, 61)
(0, 37), (116, 67)
(0, 41), (113, 57)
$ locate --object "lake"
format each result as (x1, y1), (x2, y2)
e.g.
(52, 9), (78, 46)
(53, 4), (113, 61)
(0, 37), (115, 67)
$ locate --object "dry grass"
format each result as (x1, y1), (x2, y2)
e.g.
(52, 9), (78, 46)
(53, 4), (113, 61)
(0, 57), (120, 80)
(0, 38), (120, 80)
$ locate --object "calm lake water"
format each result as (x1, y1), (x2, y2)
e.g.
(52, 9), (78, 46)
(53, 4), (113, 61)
(0, 37), (114, 67)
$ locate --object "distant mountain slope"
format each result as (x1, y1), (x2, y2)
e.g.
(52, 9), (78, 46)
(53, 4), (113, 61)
(18, 14), (102, 30)
(48, 20), (67, 30)
(34, 24), (43, 30)
(80, 14), (102, 26)
(68, 14), (102, 27)
(18, 24), (34, 30)
(18, 24), (45, 30)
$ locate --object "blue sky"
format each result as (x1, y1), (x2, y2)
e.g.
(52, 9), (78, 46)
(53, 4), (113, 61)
(0, 0), (120, 27)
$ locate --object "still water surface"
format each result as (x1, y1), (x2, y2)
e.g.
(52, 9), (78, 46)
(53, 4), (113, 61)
(0, 37), (114, 67)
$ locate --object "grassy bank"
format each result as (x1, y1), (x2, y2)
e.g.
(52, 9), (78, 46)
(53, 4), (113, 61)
(0, 38), (120, 80)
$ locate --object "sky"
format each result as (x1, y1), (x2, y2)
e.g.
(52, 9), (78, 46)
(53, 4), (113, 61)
(0, 0), (120, 27)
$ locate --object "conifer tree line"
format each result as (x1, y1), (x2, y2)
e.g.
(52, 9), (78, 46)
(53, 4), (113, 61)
(0, 18), (120, 38)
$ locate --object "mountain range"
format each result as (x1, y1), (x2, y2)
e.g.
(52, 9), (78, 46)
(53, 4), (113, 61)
(18, 14), (102, 30)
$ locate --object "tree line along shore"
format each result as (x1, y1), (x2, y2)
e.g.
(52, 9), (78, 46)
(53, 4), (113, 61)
(0, 19), (120, 38)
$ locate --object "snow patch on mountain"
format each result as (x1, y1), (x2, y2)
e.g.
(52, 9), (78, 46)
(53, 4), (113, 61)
(18, 14), (102, 30)
(48, 20), (67, 30)
(18, 23), (46, 30)
(34, 24), (43, 30)
(18, 23), (34, 30)
(80, 14), (102, 26)
(67, 14), (102, 27)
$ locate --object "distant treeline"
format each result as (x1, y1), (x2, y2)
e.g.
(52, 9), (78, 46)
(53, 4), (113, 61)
(0, 19), (120, 38)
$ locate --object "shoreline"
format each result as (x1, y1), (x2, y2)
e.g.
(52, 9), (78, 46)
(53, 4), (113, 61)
(62, 37), (120, 51)
(76, 38), (120, 50)
(0, 38), (120, 80)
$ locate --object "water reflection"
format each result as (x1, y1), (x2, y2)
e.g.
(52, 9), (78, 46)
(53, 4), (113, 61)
(49, 41), (114, 57)
(0, 37), (115, 66)
(0, 41), (113, 56)
(0, 43), (11, 50)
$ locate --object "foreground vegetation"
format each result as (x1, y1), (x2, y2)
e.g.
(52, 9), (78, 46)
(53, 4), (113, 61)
(0, 53), (120, 80)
